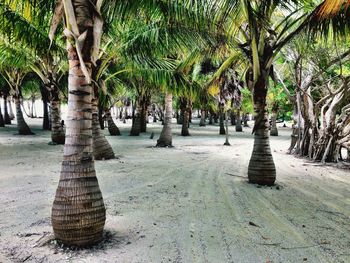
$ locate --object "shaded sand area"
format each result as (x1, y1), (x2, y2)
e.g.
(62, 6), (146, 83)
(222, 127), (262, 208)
(0, 118), (349, 263)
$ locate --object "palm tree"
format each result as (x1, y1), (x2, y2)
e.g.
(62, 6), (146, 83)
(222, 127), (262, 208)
(0, 3), (67, 143)
(0, 45), (34, 135)
(210, 0), (315, 185)
(50, 0), (106, 247)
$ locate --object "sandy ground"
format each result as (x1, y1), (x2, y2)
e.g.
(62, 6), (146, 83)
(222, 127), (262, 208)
(0, 117), (349, 263)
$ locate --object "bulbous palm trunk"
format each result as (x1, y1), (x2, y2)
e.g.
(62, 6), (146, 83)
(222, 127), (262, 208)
(92, 99), (115, 160)
(157, 92), (173, 147)
(235, 110), (243, 132)
(3, 95), (11, 125)
(106, 109), (121, 136)
(14, 95), (34, 135)
(248, 76), (276, 186)
(52, 6), (105, 246)
(199, 109), (206, 127)
(50, 89), (65, 144)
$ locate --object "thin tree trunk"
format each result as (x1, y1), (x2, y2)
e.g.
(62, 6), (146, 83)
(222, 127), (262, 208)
(181, 98), (190, 136)
(14, 95), (33, 135)
(157, 92), (173, 147)
(178, 108), (184, 125)
(248, 75), (276, 186)
(92, 98), (115, 160)
(243, 113), (249, 127)
(3, 95), (11, 124)
(224, 111), (230, 146)
(8, 98), (14, 120)
(50, 89), (65, 144)
(98, 105), (104, 130)
(213, 113), (218, 124)
(235, 110), (243, 132)
(0, 99), (4, 127)
(106, 109), (121, 136)
(199, 109), (206, 126)
(140, 95), (149, 133)
(42, 99), (50, 130)
(52, 1), (105, 246)
(130, 101), (141, 136)
(230, 110), (236, 126)
(29, 99), (34, 118)
(219, 107), (225, 135)
(208, 112), (213, 125)
(270, 104), (279, 136)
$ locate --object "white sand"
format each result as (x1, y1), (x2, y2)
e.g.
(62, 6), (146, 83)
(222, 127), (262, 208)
(0, 117), (349, 263)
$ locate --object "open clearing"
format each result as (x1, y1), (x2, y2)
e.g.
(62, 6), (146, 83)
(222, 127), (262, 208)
(0, 118), (349, 263)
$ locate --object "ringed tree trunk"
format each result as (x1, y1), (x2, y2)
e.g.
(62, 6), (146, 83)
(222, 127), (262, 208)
(92, 98), (115, 160)
(106, 108), (121, 136)
(52, 0), (106, 247)
(14, 93), (34, 135)
(235, 110), (243, 132)
(248, 73), (276, 186)
(50, 88), (65, 144)
(3, 95), (11, 124)
(157, 92), (173, 147)
(199, 109), (206, 127)
(180, 97), (190, 136)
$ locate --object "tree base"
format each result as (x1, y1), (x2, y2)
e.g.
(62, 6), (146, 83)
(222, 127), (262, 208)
(248, 178), (275, 186)
(270, 129), (278, 136)
(108, 127), (121, 136)
(224, 141), (231, 146)
(156, 140), (173, 147)
(18, 130), (35, 135)
(52, 134), (65, 145)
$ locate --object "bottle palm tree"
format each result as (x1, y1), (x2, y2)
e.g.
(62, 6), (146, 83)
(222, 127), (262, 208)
(50, 0), (106, 246)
